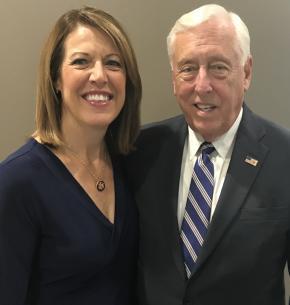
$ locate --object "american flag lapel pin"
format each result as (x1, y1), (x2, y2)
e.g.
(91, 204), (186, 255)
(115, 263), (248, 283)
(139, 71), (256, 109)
(244, 155), (258, 167)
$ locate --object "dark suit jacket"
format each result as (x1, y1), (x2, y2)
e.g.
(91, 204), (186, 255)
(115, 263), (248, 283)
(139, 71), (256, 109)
(126, 105), (290, 305)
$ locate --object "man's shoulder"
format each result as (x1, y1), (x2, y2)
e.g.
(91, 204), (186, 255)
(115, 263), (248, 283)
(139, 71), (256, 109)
(242, 105), (290, 151)
(128, 115), (186, 163)
(137, 115), (186, 143)
(259, 114), (290, 138)
(126, 115), (187, 185)
(247, 108), (290, 140)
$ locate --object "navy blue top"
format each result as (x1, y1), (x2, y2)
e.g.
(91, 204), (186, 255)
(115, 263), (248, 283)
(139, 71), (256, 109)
(0, 139), (138, 305)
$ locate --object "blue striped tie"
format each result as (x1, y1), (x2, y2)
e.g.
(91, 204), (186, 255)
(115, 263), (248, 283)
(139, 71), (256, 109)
(181, 142), (215, 278)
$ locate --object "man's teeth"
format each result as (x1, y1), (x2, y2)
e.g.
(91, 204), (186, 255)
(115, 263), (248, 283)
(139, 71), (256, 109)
(196, 104), (213, 111)
(86, 94), (110, 101)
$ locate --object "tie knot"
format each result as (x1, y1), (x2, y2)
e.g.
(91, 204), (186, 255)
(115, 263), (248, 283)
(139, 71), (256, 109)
(200, 142), (215, 156)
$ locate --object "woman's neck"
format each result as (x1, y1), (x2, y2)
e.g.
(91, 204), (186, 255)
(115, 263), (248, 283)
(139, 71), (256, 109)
(60, 119), (108, 162)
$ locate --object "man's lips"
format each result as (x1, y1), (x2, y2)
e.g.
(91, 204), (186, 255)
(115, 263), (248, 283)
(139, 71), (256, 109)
(194, 103), (216, 112)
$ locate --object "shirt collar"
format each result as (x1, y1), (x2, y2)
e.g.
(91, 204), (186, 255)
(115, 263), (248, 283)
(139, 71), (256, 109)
(188, 107), (243, 160)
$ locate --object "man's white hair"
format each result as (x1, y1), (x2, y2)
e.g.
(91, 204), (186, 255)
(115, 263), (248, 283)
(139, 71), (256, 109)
(167, 4), (251, 67)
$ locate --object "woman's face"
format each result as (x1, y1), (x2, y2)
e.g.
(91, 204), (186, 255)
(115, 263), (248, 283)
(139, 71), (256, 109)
(57, 24), (126, 133)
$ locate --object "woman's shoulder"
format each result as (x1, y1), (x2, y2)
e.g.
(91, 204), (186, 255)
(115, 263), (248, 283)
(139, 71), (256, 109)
(0, 138), (45, 181)
(0, 139), (46, 230)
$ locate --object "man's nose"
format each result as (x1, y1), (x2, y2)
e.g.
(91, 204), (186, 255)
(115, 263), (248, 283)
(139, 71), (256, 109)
(194, 67), (212, 94)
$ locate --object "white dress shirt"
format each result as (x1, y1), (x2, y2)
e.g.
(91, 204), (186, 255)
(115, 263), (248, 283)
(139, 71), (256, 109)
(177, 108), (243, 229)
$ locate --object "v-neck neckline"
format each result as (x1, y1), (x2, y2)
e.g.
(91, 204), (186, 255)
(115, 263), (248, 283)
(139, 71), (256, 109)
(31, 138), (118, 228)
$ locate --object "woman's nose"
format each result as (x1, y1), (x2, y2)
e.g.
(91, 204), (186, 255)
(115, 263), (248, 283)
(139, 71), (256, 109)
(89, 62), (108, 86)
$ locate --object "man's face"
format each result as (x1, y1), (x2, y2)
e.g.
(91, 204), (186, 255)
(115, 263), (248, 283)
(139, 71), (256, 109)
(171, 19), (252, 141)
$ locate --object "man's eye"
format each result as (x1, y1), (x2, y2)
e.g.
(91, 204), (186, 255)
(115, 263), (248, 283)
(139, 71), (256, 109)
(179, 65), (197, 74)
(212, 64), (226, 70)
(210, 64), (229, 76)
(176, 65), (198, 81)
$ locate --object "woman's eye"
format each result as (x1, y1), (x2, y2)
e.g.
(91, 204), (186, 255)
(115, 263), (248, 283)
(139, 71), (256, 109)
(71, 58), (88, 66)
(106, 59), (122, 70)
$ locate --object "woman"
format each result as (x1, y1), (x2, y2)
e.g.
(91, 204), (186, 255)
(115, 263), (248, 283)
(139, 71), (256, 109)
(0, 6), (141, 305)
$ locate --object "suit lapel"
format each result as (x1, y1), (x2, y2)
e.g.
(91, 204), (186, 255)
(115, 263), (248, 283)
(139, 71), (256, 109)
(191, 106), (270, 277)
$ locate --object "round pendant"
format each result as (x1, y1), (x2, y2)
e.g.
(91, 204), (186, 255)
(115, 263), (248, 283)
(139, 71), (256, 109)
(96, 180), (106, 192)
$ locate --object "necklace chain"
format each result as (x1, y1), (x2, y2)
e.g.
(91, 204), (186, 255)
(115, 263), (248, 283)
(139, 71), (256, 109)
(64, 145), (108, 192)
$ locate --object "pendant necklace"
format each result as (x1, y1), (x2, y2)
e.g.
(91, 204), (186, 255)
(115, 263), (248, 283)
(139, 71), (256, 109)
(64, 145), (108, 192)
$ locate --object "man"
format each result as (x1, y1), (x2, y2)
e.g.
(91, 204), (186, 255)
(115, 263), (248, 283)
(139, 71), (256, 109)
(127, 4), (290, 305)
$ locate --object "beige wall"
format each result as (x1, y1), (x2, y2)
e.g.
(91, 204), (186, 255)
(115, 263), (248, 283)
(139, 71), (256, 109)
(0, 0), (290, 296)
(1, 0), (290, 160)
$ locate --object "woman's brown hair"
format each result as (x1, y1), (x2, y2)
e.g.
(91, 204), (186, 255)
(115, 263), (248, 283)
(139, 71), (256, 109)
(33, 6), (142, 154)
